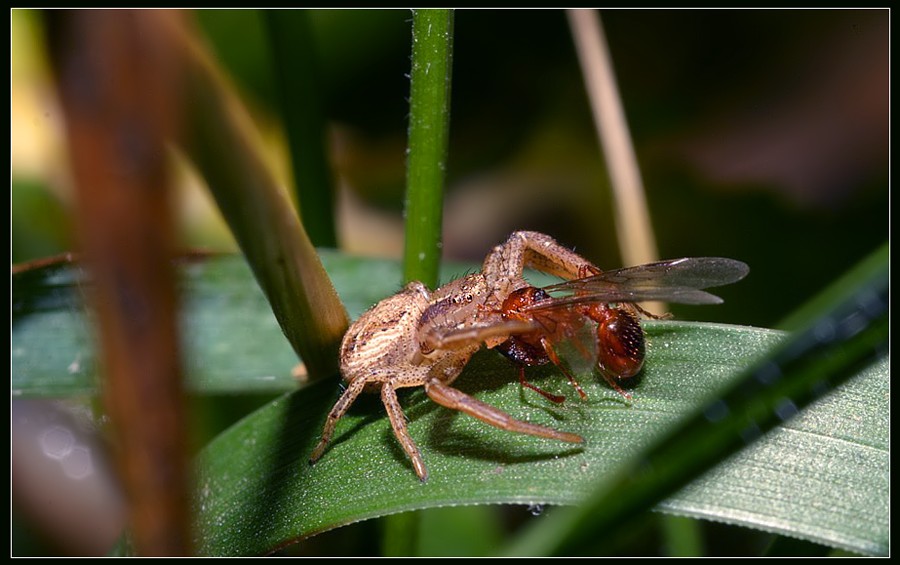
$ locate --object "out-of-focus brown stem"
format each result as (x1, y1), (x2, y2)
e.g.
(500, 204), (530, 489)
(46, 10), (191, 556)
(567, 10), (664, 315)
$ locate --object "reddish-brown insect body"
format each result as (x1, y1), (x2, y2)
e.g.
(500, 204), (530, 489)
(496, 287), (553, 366)
(496, 286), (596, 402)
(496, 295), (647, 400)
(495, 286), (571, 403)
(591, 305), (645, 386)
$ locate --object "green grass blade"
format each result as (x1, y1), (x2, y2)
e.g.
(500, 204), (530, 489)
(264, 10), (338, 248)
(11, 252), (399, 397)
(776, 242), (888, 331)
(176, 22), (348, 380)
(402, 9), (454, 288)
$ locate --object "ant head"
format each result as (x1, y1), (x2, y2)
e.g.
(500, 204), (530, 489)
(501, 286), (551, 315)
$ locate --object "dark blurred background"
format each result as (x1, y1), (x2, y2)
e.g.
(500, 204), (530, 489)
(10, 9), (888, 554)
(13, 9), (888, 330)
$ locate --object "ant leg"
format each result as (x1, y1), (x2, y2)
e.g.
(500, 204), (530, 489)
(381, 383), (429, 482)
(424, 379), (583, 444)
(542, 339), (588, 400)
(309, 377), (369, 464)
(577, 264), (602, 278)
(517, 366), (566, 404)
(600, 372), (633, 401)
(631, 302), (671, 320)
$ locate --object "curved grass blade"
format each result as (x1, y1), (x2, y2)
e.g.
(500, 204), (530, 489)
(189, 318), (884, 556)
(175, 16), (348, 381)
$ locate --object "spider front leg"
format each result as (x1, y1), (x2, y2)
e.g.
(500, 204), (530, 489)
(309, 376), (369, 465)
(310, 374), (430, 480)
(482, 231), (602, 300)
(424, 378), (584, 444)
(381, 382), (428, 481)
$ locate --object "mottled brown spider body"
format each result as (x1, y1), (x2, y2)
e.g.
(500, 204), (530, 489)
(309, 231), (748, 481)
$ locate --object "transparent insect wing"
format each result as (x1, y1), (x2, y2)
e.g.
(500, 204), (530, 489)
(551, 315), (601, 378)
(538, 257), (749, 306)
(528, 287), (726, 309)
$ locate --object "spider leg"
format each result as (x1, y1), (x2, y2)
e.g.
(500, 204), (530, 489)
(483, 231), (600, 295)
(309, 376), (369, 464)
(381, 382), (429, 482)
(421, 319), (536, 352)
(424, 379), (583, 444)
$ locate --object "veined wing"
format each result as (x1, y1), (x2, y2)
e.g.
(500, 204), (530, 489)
(535, 257), (749, 308)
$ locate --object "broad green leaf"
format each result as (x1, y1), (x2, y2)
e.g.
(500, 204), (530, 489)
(11, 251), (504, 397)
(190, 320), (887, 556)
(12, 252), (397, 397)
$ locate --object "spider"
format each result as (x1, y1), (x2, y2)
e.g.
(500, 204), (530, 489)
(309, 231), (748, 481)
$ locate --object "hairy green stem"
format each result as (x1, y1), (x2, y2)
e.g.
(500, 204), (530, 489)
(403, 9), (454, 288)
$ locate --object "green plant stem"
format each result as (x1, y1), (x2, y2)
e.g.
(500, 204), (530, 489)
(403, 9), (454, 288)
(659, 514), (703, 557)
(176, 17), (348, 381)
(764, 535), (831, 557)
(381, 511), (420, 556)
(264, 10), (338, 248)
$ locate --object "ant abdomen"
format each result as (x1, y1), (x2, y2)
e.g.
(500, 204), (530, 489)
(593, 307), (645, 382)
